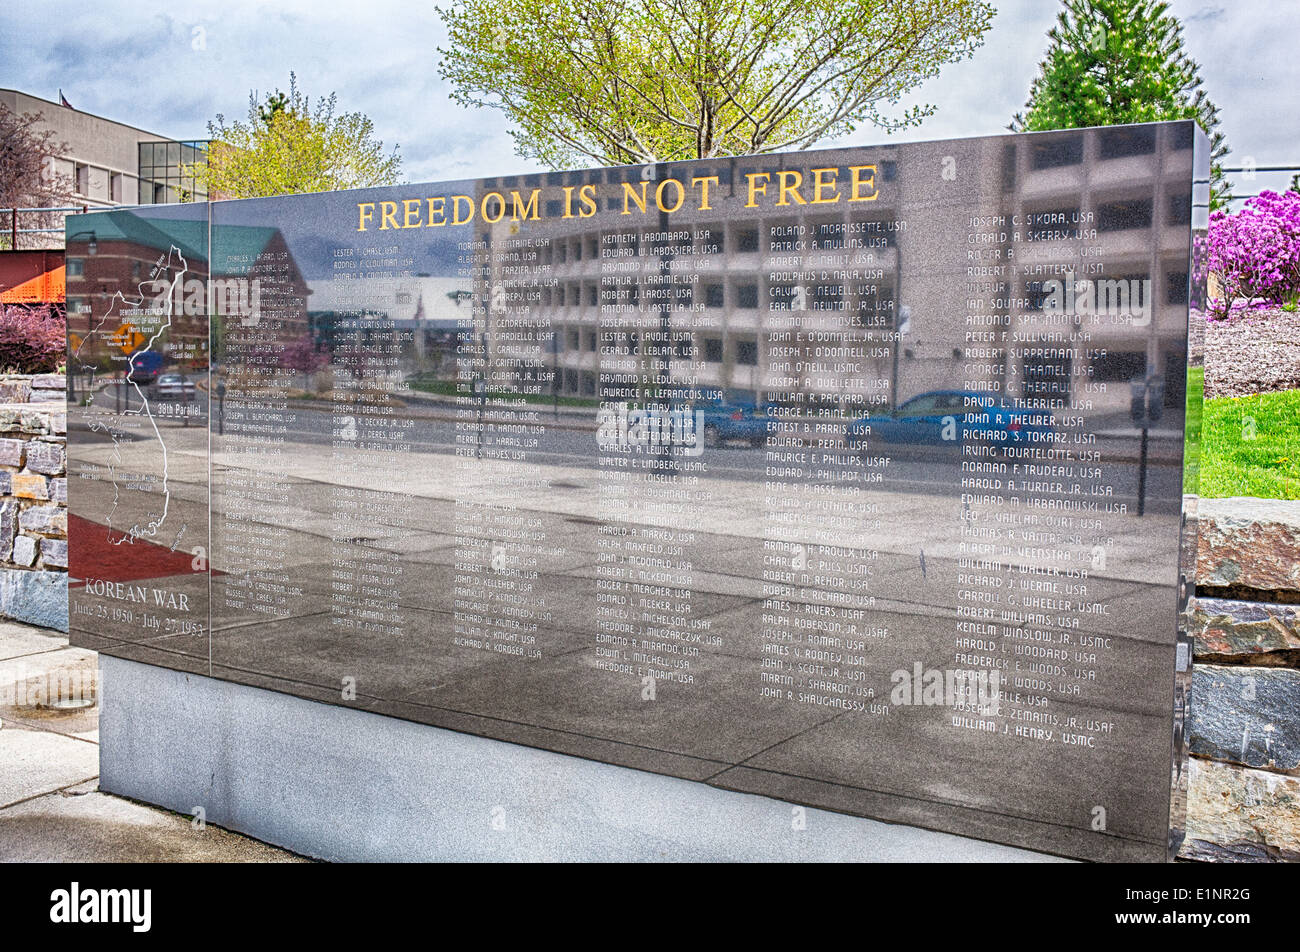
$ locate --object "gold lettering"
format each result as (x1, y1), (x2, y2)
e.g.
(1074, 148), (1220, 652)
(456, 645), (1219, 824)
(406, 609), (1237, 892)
(656, 178), (685, 214)
(811, 168), (840, 204)
(426, 196), (447, 226)
(745, 173), (770, 208)
(562, 186), (576, 219)
(850, 165), (879, 202)
(482, 192), (507, 223)
(357, 202), (375, 232)
(692, 176), (719, 210)
(403, 198), (421, 228)
(579, 184), (597, 218)
(510, 189), (540, 221)
(379, 201), (399, 230)
(622, 181), (648, 215)
(451, 195), (475, 225)
(777, 170), (806, 206)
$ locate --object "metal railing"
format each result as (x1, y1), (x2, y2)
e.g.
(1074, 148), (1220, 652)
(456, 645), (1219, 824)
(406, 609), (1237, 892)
(1221, 164), (1300, 205)
(1, 206), (91, 249)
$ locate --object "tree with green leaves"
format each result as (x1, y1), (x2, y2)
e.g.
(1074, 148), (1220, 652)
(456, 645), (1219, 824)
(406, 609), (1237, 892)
(436, 0), (996, 168)
(187, 74), (402, 198)
(1013, 0), (1232, 209)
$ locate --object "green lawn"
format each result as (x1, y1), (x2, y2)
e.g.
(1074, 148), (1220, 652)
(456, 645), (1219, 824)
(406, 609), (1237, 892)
(1199, 387), (1300, 499)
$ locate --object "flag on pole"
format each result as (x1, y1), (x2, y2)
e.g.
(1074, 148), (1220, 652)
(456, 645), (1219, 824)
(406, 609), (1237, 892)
(59, 90), (73, 109)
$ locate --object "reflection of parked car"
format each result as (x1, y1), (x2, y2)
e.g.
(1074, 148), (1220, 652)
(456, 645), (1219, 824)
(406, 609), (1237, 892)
(152, 374), (196, 400)
(845, 390), (1054, 453)
(695, 399), (769, 447)
(128, 349), (164, 385)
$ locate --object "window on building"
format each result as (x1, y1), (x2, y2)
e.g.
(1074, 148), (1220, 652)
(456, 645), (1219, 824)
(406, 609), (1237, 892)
(770, 283), (797, 309)
(1091, 351), (1147, 382)
(705, 284), (725, 308)
(1030, 135), (1083, 169)
(1169, 123), (1195, 150)
(1026, 207), (1081, 241)
(1098, 198), (1154, 231)
(736, 284), (759, 308)
(1099, 126), (1157, 160)
(1167, 193), (1192, 226)
(815, 222), (845, 250)
(736, 228), (760, 252)
(1024, 280), (1053, 312)
(704, 337), (723, 363)
(735, 338), (759, 365)
(812, 283), (843, 308)
(1001, 144), (1017, 193)
(1167, 270), (1190, 305)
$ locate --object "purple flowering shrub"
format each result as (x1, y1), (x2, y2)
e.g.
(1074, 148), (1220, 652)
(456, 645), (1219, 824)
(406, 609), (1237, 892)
(1206, 190), (1300, 319)
(0, 304), (65, 374)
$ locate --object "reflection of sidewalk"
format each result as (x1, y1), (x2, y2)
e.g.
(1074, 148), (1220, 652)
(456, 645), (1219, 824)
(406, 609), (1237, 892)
(0, 621), (305, 862)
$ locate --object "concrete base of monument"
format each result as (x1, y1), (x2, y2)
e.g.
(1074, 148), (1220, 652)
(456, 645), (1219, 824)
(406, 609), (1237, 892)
(99, 656), (1067, 863)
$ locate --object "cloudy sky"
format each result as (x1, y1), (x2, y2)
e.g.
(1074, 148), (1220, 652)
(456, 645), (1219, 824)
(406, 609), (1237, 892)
(1, 0), (1294, 198)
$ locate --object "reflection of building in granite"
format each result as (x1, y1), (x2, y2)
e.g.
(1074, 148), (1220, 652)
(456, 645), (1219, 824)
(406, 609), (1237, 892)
(308, 275), (470, 378)
(210, 226), (310, 358)
(980, 123), (1198, 415)
(467, 123), (1198, 418)
(66, 210), (309, 375)
(65, 210), (210, 372)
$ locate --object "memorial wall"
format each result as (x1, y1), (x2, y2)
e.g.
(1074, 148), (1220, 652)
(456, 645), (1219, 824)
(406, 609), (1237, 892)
(66, 123), (1209, 861)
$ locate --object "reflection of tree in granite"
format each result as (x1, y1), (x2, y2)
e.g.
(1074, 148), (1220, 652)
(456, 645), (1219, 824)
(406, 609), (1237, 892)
(71, 245), (188, 546)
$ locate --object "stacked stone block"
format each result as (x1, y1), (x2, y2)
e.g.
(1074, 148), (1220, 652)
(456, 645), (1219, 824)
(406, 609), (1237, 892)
(1183, 499), (1300, 861)
(0, 374), (67, 631)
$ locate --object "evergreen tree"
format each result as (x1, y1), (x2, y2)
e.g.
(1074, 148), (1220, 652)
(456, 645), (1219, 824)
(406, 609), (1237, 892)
(1013, 0), (1232, 209)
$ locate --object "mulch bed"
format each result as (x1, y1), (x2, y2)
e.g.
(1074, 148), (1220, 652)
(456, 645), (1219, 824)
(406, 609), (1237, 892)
(1203, 308), (1300, 400)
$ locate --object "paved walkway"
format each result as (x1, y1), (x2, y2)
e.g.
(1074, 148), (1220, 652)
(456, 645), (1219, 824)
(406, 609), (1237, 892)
(0, 621), (304, 862)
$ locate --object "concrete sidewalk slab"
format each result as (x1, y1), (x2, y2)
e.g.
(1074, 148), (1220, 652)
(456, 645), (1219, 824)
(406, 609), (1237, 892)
(0, 619), (308, 863)
(0, 622), (68, 661)
(0, 784), (310, 862)
(0, 728), (97, 807)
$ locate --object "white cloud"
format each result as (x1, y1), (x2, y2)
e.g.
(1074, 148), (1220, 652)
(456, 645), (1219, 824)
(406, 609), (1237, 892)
(1, 0), (1292, 194)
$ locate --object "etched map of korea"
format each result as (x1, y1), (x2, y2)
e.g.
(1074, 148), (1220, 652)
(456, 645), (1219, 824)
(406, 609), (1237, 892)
(73, 244), (191, 546)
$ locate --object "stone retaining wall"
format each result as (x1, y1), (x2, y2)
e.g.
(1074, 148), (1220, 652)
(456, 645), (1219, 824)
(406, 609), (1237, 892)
(1184, 498), (1300, 861)
(0, 374), (67, 631)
